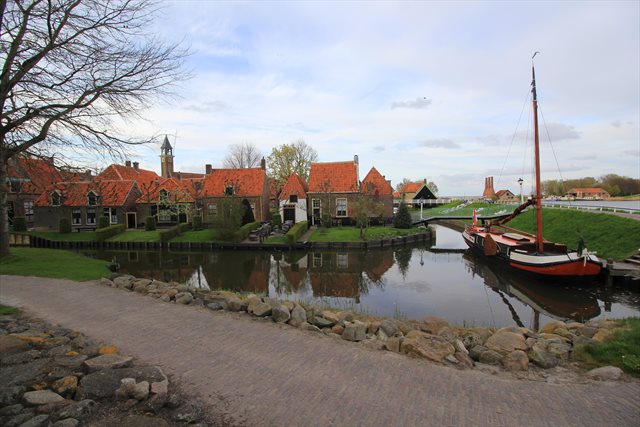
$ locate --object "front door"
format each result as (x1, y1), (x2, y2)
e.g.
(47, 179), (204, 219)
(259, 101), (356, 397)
(126, 212), (136, 229)
(283, 206), (295, 223)
(312, 199), (321, 225)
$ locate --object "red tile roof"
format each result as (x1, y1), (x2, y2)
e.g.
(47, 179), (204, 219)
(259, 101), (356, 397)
(400, 182), (423, 194)
(200, 168), (267, 197)
(361, 167), (393, 196)
(136, 177), (202, 203)
(280, 172), (308, 201)
(35, 180), (138, 207)
(7, 157), (63, 194)
(569, 187), (609, 194)
(98, 164), (160, 189)
(308, 161), (358, 193)
(495, 189), (514, 198)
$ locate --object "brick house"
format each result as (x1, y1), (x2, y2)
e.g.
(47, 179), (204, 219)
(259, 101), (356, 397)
(360, 167), (394, 221)
(566, 188), (610, 200)
(279, 172), (308, 224)
(200, 167), (270, 223)
(495, 189), (518, 203)
(34, 180), (141, 231)
(307, 158), (360, 226)
(136, 176), (203, 225)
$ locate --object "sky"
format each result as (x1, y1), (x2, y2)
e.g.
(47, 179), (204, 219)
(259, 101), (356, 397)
(120, 0), (639, 196)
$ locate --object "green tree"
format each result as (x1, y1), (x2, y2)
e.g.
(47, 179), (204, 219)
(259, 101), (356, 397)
(393, 203), (412, 229)
(266, 139), (318, 192)
(241, 198), (255, 225)
(353, 194), (384, 239)
(213, 197), (243, 241)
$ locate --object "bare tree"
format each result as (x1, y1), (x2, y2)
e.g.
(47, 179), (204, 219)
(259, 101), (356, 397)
(223, 142), (262, 169)
(267, 139), (318, 192)
(0, 0), (188, 256)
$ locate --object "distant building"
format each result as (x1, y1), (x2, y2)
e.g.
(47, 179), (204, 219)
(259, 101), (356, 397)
(482, 176), (496, 199)
(566, 188), (610, 200)
(495, 189), (518, 203)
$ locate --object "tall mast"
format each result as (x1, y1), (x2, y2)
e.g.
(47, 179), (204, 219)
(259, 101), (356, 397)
(531, 55), (544, 253)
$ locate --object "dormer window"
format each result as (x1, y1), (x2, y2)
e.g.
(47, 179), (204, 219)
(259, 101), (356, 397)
(225, 186), (234, 196)
(289, 194), (298, 203)
(159, 189), (169, 202)
(51, 191), (62, 206)
(87, 191), (99, 206)
(9, 180), (20, 193)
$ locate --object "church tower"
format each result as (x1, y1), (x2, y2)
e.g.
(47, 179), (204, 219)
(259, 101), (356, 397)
(160, 135), (174, 178)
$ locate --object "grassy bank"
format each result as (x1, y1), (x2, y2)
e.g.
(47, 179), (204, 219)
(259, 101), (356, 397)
(30, 231), (98, 241)
(574, 318), (640, 376)
(308, 226), (425, 242)
(0, 304), (19, 315)
(0, 247), (109, 281)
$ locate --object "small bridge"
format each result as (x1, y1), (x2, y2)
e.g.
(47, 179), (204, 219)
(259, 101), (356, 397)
(413, 213), (511, 227)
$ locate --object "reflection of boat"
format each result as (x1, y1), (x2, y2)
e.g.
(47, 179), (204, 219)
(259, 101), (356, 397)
(462, 57), (602, 279)
(464, 251), (601, 324)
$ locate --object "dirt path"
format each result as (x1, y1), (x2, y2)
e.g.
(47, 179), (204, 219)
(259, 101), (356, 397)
(2, 275), (639, 427)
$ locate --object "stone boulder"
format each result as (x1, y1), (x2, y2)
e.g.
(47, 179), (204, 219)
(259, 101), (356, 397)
(271, 305), (291, 323)
(312, 316), (335, 329)
(251, 302), (272, 317)
(288, 306), (307, 328)
(401, 331), (455, 362)
(380, 319), (399, 337)
(83, 354), (133, 373)
(502, 350), (529, 371)
(419, 316), (449, 334)
(174, 292), (193, 305)
(461, 332), (483, 350)
(478, 350), (502, 366)
(22, 390), (64, 406)
(527, 342), (559, 369)
(585, 366), (623, 381)
(342, 322), (367, 342)
(484, 331), (527, 356)
(75, 367), (166, 400)
(52, 376), (78, 399)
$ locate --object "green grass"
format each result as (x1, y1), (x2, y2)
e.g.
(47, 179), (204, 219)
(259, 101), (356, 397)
(0, 304), (19, 315)
(265, 235), (288, 244)
(30, 231), (98, 241)
(0, 247), (109, 281)
(308, 226), (425, 242)
(507, 208), (640, 260)
(106, 230), (161, 242)
(170, 228), (222, 243)
(574, 318), (640, 376)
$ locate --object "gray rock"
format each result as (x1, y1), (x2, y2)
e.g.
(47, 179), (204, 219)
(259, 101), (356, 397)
(206, 302), (223, 311)
(462, 332), (483, 349)
(0, 385), (27, 405)
(312, 316), (334, 328)
(159, 294), (171, 303)
(384, 337), (401, 353)
(22, 390), (64, 406)
(380, 319), (398, 337)
(579, 326), (598, 338)
(99, 278), (113, 287)
(1, 350), (41, 365)
(6, 412), (35, 427)
(437, 326), (456, 342)
(251, 302), (272, 317)
(54, 400), (96, 421)
(546, 340), (571, 361)
(376, 329), (389, 341)
(573, 335), (596, 348)
(174, 292), (193, 305)
(113, 275), (134, 289)
(527, 344), (559, 369)
(151, 379), (168, 396)
(342, 322), (367, 342)
(52, 419), (79, 427)
(47, 345), (75, 357)
(0, 335), (31, 356)
(0, 359), (49, 386)
(478, 350), (502, 365)
(207, 296), (229, 310)
(585, 366), (624, 381)
(453, 339), (468, 355)
(16, 414), (49, 427)
(76, 367), (166, 400)
(271, 305), (291, 323)
(0, 403), (24, 416)
(454, 352), (475, 369)
(54, 354), (88, 369)
(288, 306), (307, 327)
(226, 298), (245, 312)
(82, 354), (133, 373)
(143, 393), (167, 414)
(502, 350), (529, 371)
(172, 403), (204, 423)
(302, 323), (322, 333)
(469, 345), (488, 362)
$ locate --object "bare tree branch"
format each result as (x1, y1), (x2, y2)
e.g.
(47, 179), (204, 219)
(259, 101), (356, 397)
(223, 141), (262, 169)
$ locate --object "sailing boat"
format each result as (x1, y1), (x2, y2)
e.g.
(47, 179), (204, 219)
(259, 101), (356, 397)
(462, 57), (603, 279)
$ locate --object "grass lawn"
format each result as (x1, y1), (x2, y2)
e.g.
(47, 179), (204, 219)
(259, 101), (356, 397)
(0, 247), (109, 281)
(107, 230), (160, 242)
(0, 304), (19, 315)
(574, 318), (640, 376)
(412, 202), (518, 220)
(170, 228), (222, 243)
(308, 226), (425, 242)
(29, 231), (98, 241)
(265, 235), (288, 244)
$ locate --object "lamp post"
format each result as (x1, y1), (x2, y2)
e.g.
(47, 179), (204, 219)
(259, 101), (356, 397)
(518, 177), (524, 203)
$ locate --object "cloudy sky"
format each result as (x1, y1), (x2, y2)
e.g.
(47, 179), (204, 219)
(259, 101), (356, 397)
(124, 0), (638, 196)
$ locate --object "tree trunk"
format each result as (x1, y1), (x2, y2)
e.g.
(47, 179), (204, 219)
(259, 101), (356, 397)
(0, 154), (10, 257)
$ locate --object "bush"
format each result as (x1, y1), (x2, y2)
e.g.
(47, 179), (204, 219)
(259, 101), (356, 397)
(145, 216), (156, 231)
(285, 221), (308, 246)
(96, 224), (125, 241)
(159, 223), (183, 242)
(322, 213), (333, 228)
(233, 221), (260, 242)
(192, 215), (203, 231)
(271, 211), (282, 227)
(393, 204), (412, 229)
(59, 218), (71, 233)
(98, 216), (110, 229)
(241, 199), (255, 225)
(12, 217), (26, 232)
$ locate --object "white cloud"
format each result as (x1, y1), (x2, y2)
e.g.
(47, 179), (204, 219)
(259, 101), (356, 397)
(391, 97), (432, 110)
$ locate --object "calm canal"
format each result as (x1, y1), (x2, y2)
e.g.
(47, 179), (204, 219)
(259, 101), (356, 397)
(80, 225), (640, 329)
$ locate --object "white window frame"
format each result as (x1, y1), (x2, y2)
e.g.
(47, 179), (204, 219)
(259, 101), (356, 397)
(103, 207), (117, 224)
(71, 209), (82, 225)
(208, 203), (217, 217)
(336, 198), (347, 217)
(86, 208), (96, 225)
(337, 253), (348, 269)
(312, 253), (322, 268)
(24, 201), (34, 222)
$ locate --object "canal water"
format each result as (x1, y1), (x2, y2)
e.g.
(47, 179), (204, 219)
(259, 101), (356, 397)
(80, 225), (640, 329)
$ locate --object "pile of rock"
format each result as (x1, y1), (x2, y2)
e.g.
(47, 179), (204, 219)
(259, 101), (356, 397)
(0, 313), (210, 427)
(99, 274), (626, 380)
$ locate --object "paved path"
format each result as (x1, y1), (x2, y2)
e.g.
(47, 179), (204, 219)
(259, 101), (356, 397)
(2, 275), (639, 427)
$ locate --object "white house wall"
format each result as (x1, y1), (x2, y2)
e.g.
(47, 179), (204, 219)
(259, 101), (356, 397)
(279, 199), (308, 223)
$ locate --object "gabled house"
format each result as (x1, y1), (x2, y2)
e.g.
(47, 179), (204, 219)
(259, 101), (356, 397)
(200, 167), (269, 223)
(495, 189), (518, 203)
(398, 179), (437, 206)
(279, 172), (308, 224)
(566, 188), (610, 200)
(98, 161), (160, 191)
(136, 176), (203, 225)
(360, 167), (394, 220)
(34, 180), (141, 231)
(307, 157), (360, 226)
(6, 156), (63, 228)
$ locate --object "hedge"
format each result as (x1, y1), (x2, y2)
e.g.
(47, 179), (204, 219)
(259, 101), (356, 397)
(192, 215), (203, 230)
(159, 222), (190, 242)
(59, 218), (71, 233)
(145, 216), (156, 231)
(271, 211), (282, 227)
(233, 221), (261, 242)
(286, 220), (308, 246)
(96, 224), (125, 241)
(12, 217), (26, 232)
(98, 216), (110, 229)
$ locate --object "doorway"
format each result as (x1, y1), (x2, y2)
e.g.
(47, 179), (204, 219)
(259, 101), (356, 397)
(126, 212), (137, 229)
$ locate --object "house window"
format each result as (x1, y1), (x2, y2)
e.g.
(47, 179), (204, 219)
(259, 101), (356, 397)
(225, 186), (234, 196)
(87, 191), (99, 206)
(289, 194), (298, 203)
(24, 201), (34, 222)
(103, 207), (117, 224)
(51, 192), (61, 206)
(337, 253), (348, 269)
(312, 199), (321, 209)
(158, 209), (171, 223)
(313, 253), (322, 268)
(207, 204), (217, 217)
(72, 209), (82, 225)
(86, 208), (96, 225)
(336, 198), (347, 217)
(9, 180), (20, 193)
(159, 189), (169, 203)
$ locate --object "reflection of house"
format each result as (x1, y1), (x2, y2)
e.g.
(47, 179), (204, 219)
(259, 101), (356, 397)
(34, 180), (141, 230)
(495, 189), (518, 203)
(279, 172), (308, 224)
(363, 250), (394, 282)
(200, 165), (270, 223)
(308, 252), (362, 301)
(307, 157), (360, 226)
(566, 188), (610, 200)
(360, 167), (394, 220)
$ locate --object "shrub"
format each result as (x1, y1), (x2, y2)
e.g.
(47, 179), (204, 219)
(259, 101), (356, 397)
(271, 211), (282, 227)
(285, 221), (308, 246)
(98, 216), (110, 229)
(192, 215), (203, 230)
(179, 222), (190, 233)
(12, 217), (26, 232)
(393, 203), (412, 229)
(96, 224), (125, 241)
(59, 218), (71, 233)
(241, 199), (255, 225)
(145, 216), (156, 231)
(322, 213), (333, 228)
(159, 223), (183, 242)
(233, 221), (260, 242)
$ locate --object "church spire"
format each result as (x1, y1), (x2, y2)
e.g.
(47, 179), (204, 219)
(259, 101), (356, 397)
(160, 134), (174, 178)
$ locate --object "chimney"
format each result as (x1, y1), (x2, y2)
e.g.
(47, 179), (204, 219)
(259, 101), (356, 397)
(205, 164), (212, 175)
(482, 176), (496, 199)
(125, 160), (131, 167)
(354, 155), (359, 188)
(260, 157), (266, 170)
(133, 162), (139, 171)
(176, 172), (181, 181)
(424, 178), (427, 184)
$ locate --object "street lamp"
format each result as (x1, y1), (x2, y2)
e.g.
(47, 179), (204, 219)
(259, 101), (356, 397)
(518, 177), (524, 203)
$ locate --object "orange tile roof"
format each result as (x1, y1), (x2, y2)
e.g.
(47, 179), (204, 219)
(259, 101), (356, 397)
(35, 180), (138, 207)
(308, 161), (358, 193)
(7, 157), (63, 194)
(200, 168), (267, 197)
(495, 189), (514, 197)
(175, 171), (205, 179)
(569, 187), (609, 194)
(361, 167), (393, 196)
(393, 191), (401, 198)
(400, 182), (423, 194)
(280, 172), (308, 201)
(310, 273), (359, 298)
(136, 177), (201, 203)
(98, 164), (160, 189)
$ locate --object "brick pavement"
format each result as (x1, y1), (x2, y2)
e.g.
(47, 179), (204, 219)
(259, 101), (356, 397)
(1, 275), (639, 427)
